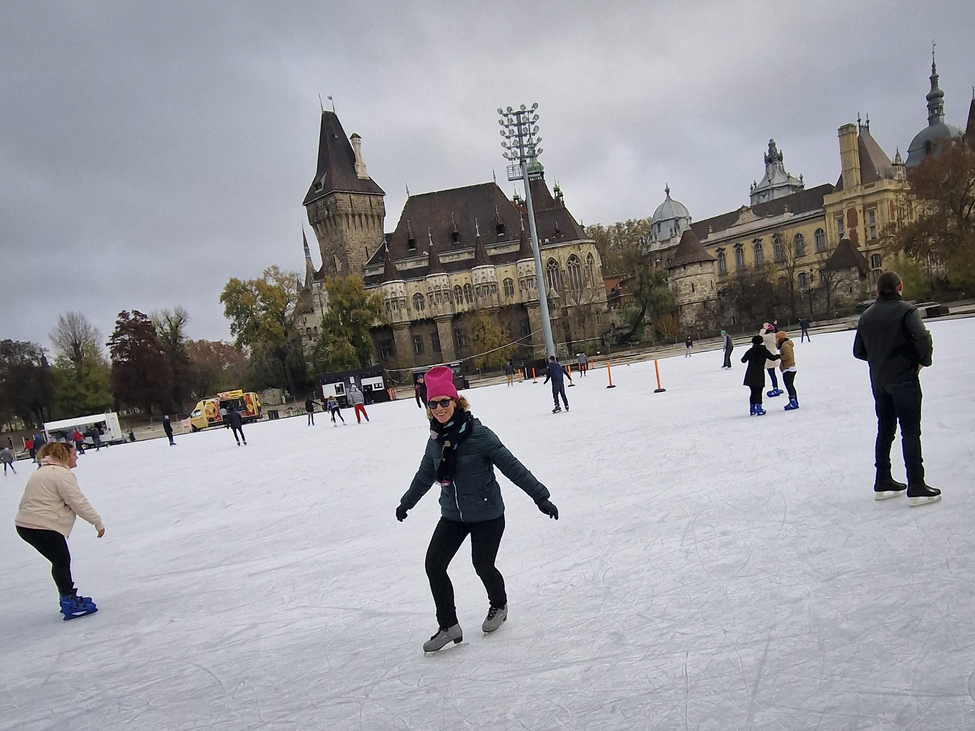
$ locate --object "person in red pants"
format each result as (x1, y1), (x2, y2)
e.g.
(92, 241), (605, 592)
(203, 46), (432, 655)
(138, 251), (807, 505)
(348, 383), (369, 423)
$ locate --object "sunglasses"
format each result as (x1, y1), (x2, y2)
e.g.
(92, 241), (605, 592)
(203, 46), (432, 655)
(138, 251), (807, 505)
(427, 398), (454, 410)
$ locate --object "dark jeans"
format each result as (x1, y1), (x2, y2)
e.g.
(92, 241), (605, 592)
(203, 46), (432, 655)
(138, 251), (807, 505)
(425, 515), (506, 628)
(783, 371), (797, 398)
(17, 526), (74, 596)
(330, 409), (344, 423)
(552, 384), (568, 408)
(723, 348), (732, 367)
(231, 425), (245, 444)
(749, 385), (764, 405)
(766, 368), (779, 389)
(874, 379), (924, 485)
(800, 329), (810, 342)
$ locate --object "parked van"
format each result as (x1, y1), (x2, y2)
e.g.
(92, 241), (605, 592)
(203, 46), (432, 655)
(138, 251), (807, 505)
(44, 413), (124, 447)
(188, 390), (261, 431)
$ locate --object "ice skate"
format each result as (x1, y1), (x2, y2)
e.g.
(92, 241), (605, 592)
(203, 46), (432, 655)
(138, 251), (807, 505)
(749, 403), (756, 416)
(552, 405), (562, 414)
(423, 623), (463, 652)
(766, 388), (782, 398)
(907, 483), (942, 507)
(482, 605), (507, 633)
(60, 594), (97, 621)
(755, 405), (766, 416)
(873, 475), (907, 500)
(784, 397), (799, 411)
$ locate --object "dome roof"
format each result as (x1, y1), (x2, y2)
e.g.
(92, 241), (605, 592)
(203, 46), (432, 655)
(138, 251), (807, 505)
(906, 121), (963, 167)
(652, 185), (690, 223)
(650, 185), (692, 244)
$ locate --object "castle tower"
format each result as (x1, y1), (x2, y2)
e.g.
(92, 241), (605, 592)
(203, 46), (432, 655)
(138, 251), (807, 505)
(303, 111), (386, 277)
(471, 221), (500, 310)
(666, 229), (716, 331)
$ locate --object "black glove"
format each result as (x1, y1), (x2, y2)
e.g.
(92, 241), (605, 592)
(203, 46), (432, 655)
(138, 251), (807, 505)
(396, 504), (409, 522)
(536, 498), (559, 520)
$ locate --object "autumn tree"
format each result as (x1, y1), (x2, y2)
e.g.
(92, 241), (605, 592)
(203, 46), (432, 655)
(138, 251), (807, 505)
(221, 266), (307, 397)
(186, 339), (249, 399)
(108, 310), (171, 416)
(468, 312), (516, 370)
(48, 311), (113, 417)
(152, 307), (192, 411)
(615, 245), (675, 344)
(312, 275), (386, 373)
(0, 340), (55, 428)
(585, 218), (652, 277)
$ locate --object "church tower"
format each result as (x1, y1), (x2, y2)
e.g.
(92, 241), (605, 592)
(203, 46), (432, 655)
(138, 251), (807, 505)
(303, 112), (386, 277)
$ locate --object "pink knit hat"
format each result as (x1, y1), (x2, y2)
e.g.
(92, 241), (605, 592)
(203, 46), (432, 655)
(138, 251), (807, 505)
(423, 365), (459, 401)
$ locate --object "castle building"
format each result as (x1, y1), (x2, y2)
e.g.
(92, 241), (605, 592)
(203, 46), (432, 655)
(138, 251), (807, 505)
(299, 111), (608, 368)
(748, 139), (805, 205)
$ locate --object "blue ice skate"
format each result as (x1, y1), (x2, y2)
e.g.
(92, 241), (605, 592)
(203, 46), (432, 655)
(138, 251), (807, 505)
(60, 594), (97, 621)
(755, 405), (767, 416)
(766, 388), (782, 398)
(749, 403), (757, 416)
(784, 397), (799, 411)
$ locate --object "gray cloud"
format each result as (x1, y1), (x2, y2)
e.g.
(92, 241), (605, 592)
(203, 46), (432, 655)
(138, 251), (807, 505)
(2, 1), (973, 352)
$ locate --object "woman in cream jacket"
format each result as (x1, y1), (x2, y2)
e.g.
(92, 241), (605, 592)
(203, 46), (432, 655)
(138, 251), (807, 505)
(15, 441), (105, 619)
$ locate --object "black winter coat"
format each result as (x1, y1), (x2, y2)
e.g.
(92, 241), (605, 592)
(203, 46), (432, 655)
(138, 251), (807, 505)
(741, 345), (779, 387)
(226, 410), (243, 429)
(853, 296), (933, 390)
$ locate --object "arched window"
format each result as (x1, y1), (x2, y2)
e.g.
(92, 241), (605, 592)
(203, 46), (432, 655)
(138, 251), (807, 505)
(773, 235), (785, 263)
(586, 253), (596, 286)
(798, 272), (808, 290)
(463, 283), (473, 304)
(453, 285), (463, 304)
(412, 293), (425, 311)
(567, 255), (584, 292)
(734, 245), (745, 271)
(870, 253), (882, 270)
(503, 278), (515, 297)
(814, 228), (826, 253)
(546, 258), (562, 292)
(753, 242), (764, 267)
(793, 233), (805, 258)
(716, 249), (727, 274)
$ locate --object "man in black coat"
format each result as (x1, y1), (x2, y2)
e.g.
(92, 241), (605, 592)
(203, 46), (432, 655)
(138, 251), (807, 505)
(721, 330), (734, 369)
(741, 335), (779, 415)
(543, 356), (571, 413)
(226, 407), (247, 446)
(414, 375), (427, 408)
(162, 414), (175, 446)
(854, 271), (938, 505)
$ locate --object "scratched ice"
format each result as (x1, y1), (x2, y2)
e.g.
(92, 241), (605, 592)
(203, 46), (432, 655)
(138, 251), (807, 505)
(3, 318), (975, 730)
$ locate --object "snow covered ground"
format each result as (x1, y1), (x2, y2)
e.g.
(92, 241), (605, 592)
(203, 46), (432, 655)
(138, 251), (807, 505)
(3, 318), (975, 730)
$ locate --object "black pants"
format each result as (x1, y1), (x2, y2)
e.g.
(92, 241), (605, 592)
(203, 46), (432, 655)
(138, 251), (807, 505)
(783, 371), (797, 398)
(723, 348), (732, 368)
(330, 409), (344, 423)
(766, 368), (779, 389)
(164, 431), (174, 445)
(425, 515), (506, 628)
(17, 526), (74, 596)
(800, 329), (810, 342)
(552, 383), (568, 408)
(307, 412), (315, 425)
(874, 379), (924, 485)
(231, 425), (245, 444)
(749, 385), (764, 405)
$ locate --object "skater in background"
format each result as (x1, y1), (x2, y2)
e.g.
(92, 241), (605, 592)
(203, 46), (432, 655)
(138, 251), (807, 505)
(1, 446), (15, 475)
(162, 414), (175, 445)
(741, 335), (779, 416)
(396, 365), (559, 653)
(127, 430), (136, 443)
(761, 324), (781, 397)
(414, 375), (427, 408)
(226, 406), (247, 446)
(721, 330), (734, 369)
(543, 355), (571, 413)
(89, 428), (102, 450)
(220, 406), (229, 428)
(775, 330), (799, 410)
(505, 361), (515, 386)
(577, 352), (588, 377)
(14, 442), (105, 620)
(348, 383), (369, 423)
(325, 395), (345, 426)
(71, 429), (85, 454)
(854, 271), (940, 506)
(685, 334), (693, 357)
(799, 317), (811, 342)
(305, 396), (318, 426)
(25, 436), (36, 463)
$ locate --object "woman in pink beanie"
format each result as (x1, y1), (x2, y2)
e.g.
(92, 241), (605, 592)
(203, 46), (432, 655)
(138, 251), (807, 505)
(396, 365), (559, 653)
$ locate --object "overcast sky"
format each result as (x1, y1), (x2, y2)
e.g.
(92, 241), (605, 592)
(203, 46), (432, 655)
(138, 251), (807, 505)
(2, 1), (973, 353)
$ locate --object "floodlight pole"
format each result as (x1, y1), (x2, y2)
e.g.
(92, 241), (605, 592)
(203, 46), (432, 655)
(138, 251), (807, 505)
(498, 104), (556, 360)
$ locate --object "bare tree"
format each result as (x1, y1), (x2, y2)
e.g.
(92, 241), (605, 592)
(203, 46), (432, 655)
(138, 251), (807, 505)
(50, 312), (103, 376)
(152, 307), (192, 412)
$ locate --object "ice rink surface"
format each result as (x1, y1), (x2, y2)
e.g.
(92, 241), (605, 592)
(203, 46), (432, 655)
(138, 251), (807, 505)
(2, 319), (975, 730)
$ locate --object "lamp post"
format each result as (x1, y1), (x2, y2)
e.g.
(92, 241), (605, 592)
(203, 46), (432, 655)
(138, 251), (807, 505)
(498, 103), (556, 359)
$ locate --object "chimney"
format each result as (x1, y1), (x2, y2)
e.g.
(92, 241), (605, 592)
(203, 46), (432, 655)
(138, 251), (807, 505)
(838, 124), (860, 191)
(350, 133), (369, 179)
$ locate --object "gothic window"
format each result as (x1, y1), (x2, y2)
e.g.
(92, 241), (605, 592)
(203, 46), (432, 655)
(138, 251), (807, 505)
(773, 235), (785, 263)
(454, 285), (463, 304)
(753, 242), (764, 267)
(814, 228), (826, 253)
(520, 319), (531, 336)
(431, 332), (441, 353)
(798, 272), (808, 290)
(870, 253), (882, 270)
(866, 209), (877, 239)
(872, 268), (882, 283)
(586, 253), (596, 286)
(716, 249), (727, 275)
(412, 293), (425, 311)
(463, 283), (474, 304)
(567, 255), (584, 292)
(546, 258), (562, 292)
(379, 341), (392, 360)
(413, 335), (424, 355)
(503, 278), (515, 297)
(734, 245), (745, 271)
(454, 330), (468, 348)
(835, 216), (845, 239)
(793, 233), (806, 258)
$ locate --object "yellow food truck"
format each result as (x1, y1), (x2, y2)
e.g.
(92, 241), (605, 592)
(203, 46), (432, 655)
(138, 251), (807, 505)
(188, 390), (262, 432)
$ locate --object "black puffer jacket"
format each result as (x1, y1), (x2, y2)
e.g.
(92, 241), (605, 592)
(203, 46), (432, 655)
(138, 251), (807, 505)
(741, 344), (779, 388)
(854, 296), (933, 389)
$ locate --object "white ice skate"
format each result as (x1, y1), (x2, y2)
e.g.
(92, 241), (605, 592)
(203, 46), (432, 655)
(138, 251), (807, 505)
(423, 623), (463, 652)
(482, 605), (507, 633)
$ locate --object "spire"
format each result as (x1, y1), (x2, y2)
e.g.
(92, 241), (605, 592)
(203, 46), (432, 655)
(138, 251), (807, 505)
(426, 235), (445, 275)
(517, 217), (533, 259)
(927, 45), (946, 126)
(302, 228), (312, 260)
(664, 184), (671, 198)
(473, 226), (490, 267)
(382, 250), (402, 283)
(302, 228), (315, 288)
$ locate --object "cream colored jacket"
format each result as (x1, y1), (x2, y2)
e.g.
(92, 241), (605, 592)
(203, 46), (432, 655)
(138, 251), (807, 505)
(14, 458), (103, 537)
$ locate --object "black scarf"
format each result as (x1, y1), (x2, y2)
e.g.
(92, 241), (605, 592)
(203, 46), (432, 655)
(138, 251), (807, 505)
(430, 408), (475, 485)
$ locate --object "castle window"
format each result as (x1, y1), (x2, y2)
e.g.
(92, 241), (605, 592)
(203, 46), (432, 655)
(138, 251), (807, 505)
(798, 272), (808, 290)
(490, 283), (497, 294)
(835, 216), (845, 239)
(520, 319), (531, 336)
(496, 222), (505, 238)
(753, 242), (764, 267)
(870, 253), (882, 270)
(734, 245), (745, 271)
(408, 236), (416, 251)
(567, 255), (583, 292)
(773, 236), (785, 263)
(451, 230), (460, 244)
(691, 283), (695, 293)
(413, 335), (424, 355)
(454, 285), (463, 303)
(793, 233), (806, 258)
(379, 341), (392, 360)
(716, 249), (727, 275)
(454, 330), (469, 348)
(431, 332), (442, 353)
(503, 278), (515, 297)
(815, 228), (826, 253)
(586, 253), (596, 286)
(412, 293), (425, 311)
(463, 283), (474, 304)
(866, 209), (877, 239)
(546, 258), (562, 292)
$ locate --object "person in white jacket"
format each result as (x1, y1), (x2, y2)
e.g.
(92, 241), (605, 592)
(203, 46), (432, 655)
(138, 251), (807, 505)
(15, 441), (105, 619)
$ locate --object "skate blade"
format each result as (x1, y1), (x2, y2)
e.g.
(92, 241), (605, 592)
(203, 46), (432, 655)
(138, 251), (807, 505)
(423, 638), (465, 654)
(909, 494), (942, 507)
(62, 607), (98, 621)
(874, 490), (906, 501)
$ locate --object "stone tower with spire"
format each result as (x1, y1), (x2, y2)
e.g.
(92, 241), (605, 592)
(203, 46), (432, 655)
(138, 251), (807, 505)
(906, 49), (964, 167)
(303, 111), (386, 278)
